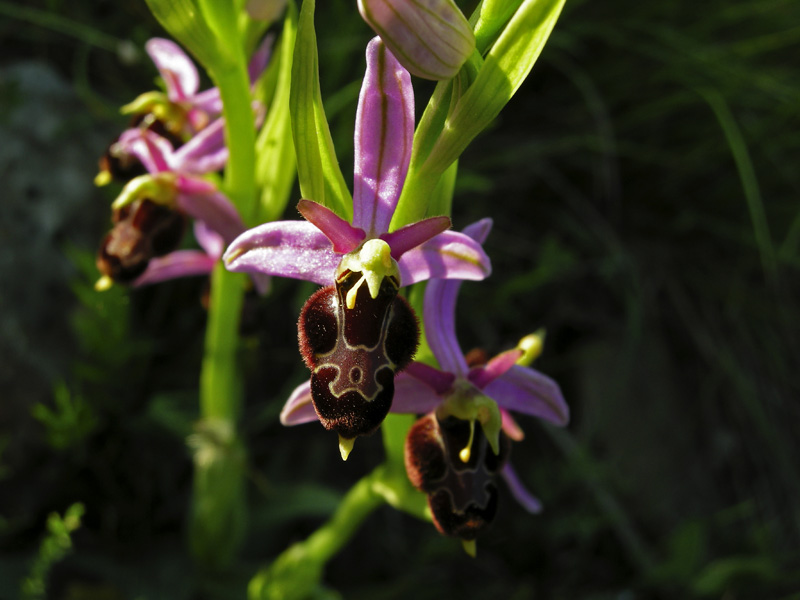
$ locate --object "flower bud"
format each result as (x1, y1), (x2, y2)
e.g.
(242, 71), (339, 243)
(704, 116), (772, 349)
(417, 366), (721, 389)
(357, 0), (476, 80)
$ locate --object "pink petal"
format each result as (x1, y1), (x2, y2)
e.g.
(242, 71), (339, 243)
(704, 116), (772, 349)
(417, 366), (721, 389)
(501, 409), (525, 442)
(223, 221), (338, 285)
(397, 229), (491, 286)
(175, 188), (245, 245)
(501, 463), (542, 514)
(297, 199), (365, 254)
(403, 361), (455, 395)
(172, 118), (228, 174)
(248, 33), (274, 83)
(145, 38), (199, 101)
(483, 365), (569, 426)
(422, 278), (467, 376)
(190, 88), (223, 115)
(461, 217), (493, 245)
(391, 372), (446, 414)
(467, 349), (523, 389)
(416, 219), (493, 375)
(352, 38), (414, 237)
(133, 250), (216, 286)
(117, 128), (172, 174)
(193, 221), (224, 259)
(280, 380), (319, 426)
(380, 215), (450, 260)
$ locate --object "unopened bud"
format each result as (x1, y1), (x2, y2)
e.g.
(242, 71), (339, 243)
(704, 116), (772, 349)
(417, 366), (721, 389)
(358, 0), (475, 80)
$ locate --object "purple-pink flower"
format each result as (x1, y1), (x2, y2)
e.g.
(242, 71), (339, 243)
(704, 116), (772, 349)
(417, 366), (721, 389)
(224, 38), (491, 456)
(223, 38), (489, 289)
(283, 219), (568, 532)
(95, 36), (273, 291)
(97, 36), (270, 185)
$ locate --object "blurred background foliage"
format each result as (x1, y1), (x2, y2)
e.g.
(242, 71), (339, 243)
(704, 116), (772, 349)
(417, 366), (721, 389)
(1, 0), (799, 598)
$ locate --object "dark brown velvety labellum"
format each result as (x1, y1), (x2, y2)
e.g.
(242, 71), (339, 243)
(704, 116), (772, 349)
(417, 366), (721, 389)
(96, 198), (186, 283)
(297, 271), (419, 439)
(99, 146), (148, 183)
(405, 413), (510, 541)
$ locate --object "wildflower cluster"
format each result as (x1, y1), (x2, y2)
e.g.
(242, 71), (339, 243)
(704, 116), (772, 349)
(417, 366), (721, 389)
(95, 0), (569, 586)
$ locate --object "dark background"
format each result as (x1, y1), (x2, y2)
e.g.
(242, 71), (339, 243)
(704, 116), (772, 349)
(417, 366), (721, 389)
(1, 0), (799, 598)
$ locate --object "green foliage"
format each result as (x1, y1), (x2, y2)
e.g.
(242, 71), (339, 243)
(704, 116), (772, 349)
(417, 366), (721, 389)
(20, 503), (84, 600)
(255, 5), (298, 223)
(290, 0), (352, 220)
(31, 382), (98, 450)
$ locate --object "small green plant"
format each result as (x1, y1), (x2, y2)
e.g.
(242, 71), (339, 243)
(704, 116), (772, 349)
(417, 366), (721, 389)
(20, 503), (85, 600)
(31, 382), (98, 450)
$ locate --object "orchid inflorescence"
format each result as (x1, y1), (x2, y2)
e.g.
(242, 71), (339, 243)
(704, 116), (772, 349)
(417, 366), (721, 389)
(94, 0), (568, 578)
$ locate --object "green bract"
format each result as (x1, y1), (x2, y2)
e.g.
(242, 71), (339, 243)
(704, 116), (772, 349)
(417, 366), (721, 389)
(255, 4), (297, 223)
(290, 0), (352, 220)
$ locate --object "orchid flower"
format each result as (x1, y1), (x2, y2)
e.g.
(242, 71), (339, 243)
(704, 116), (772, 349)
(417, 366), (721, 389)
(95, 122), (248, 290)
(126, 36), (272, 135)
(224, 38), (491, 457)
(403, 218), (568, 547)
(282, 219), (567, 547)
(97, 36), (271, 186)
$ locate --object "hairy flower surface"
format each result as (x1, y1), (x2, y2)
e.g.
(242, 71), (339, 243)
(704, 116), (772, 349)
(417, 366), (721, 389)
(225, 39), (491, 457)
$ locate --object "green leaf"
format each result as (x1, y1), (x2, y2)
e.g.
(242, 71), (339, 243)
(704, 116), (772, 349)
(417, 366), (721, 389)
(474, 0), (525, 52)
(289, 0), (351, 220)
(392, 0), (564, 227)
(255, 3), (298, 223)
(691, 555), (778, 595)
(422, 0), (567, 177)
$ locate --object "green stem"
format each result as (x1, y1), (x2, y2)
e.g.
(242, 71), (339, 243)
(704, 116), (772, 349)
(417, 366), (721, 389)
(198, 39), (255, 430)
(190, 30), (257, 568)
(249, 470), (387, 598)
(199, 265), (246, 420)
(304, 472), (384, 560)
(209, 61), (259, 225)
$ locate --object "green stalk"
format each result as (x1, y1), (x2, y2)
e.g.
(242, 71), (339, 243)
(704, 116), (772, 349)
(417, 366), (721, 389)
(199, 266), (247, 420)
(189, 36), (258, 568)
(196, 48), (256, 420)
(248, 472), (384, 600)
(303, 473), (384, 560)
(208, 62), (258, 225)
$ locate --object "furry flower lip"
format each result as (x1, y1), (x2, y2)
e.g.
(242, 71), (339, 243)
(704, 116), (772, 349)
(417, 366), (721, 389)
(224, 38), (491, 458)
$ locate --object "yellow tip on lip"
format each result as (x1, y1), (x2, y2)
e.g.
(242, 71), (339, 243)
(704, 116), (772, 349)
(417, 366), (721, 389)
(94, 275), (114, 292)
(338, 435), (355, 461)
(94, 171), (112, 187)
(461, 539), (477, 558)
